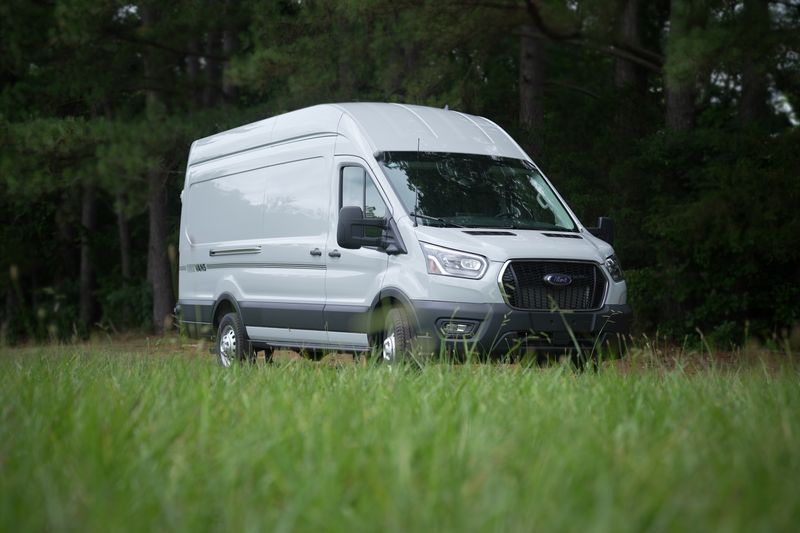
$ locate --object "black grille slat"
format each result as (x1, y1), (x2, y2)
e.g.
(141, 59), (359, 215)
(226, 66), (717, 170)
(501, 266), (518, 304)
(502, 261), (606, 310)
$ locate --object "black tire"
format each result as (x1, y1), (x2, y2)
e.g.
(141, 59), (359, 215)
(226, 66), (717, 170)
(215, 312), (254, 367)
(381, 306), (414, 364)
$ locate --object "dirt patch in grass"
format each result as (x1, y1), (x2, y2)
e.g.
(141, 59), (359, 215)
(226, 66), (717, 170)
(608, 346), (799, 375)
(2, 334), (797, 375)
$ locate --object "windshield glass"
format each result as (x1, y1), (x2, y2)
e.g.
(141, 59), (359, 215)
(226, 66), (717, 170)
(378, 152), (577, 231)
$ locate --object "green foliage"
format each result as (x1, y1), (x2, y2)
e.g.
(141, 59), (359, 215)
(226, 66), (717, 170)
(1, 117), (99, 194)
(96, 277), (153, 331)
(610, 128), (800, 339)
(233, 0), (515, 110)
(1, 0), (799, 343)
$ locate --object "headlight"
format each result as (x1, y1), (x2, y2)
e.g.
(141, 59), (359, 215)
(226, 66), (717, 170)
(420, 242), (487, 279)
(604, 254), (624, 282)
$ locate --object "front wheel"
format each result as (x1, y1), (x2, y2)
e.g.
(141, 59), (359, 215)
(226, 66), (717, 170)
(382, 307), (414, 365)
(216, 312), (253, 367)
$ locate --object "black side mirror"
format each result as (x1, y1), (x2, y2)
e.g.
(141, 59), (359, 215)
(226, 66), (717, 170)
(587, 216), (614, 245)
(337, 206), (387, 249)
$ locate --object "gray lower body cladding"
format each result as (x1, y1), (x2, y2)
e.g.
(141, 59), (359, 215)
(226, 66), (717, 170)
(409, 300), (632, 355)
(176, 298), (631, 355)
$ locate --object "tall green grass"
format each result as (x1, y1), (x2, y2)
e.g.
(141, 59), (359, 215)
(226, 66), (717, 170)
(1, 349), (798, 532)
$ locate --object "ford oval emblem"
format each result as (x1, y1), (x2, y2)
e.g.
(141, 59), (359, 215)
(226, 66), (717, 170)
(543, 273), (573, 286)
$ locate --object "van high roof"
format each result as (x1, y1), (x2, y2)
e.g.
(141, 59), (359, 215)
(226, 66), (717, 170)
(188, 102), (528, 168)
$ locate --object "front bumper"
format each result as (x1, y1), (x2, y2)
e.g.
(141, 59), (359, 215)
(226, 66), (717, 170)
(409, 300), (632, 355)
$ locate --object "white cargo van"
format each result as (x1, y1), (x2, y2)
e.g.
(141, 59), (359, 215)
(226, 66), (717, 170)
(177, 103), (630, 365)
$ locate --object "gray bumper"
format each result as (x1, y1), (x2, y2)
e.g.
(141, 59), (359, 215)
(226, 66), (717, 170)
(409, 300), (632, 355)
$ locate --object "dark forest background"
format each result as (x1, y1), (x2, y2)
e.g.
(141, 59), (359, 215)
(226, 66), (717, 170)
(1, 0), (798, 346)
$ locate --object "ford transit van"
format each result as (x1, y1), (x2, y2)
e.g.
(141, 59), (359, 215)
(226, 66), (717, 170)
(176, 103), (631, 365)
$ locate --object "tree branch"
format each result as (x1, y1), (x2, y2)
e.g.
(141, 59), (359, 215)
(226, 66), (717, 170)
(545, 80), (600, 99)
(106, 29), (229, 62)
(523, 0), (581, 40)
(419, 0), (667, 74)
(460, 1), (525, 10)
(518, 1), (663, 73)
(614, 41), (665, 67)
(603, 44), (663, 73)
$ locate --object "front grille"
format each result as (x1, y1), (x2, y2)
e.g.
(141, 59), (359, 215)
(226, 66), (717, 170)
(501, 261), (606, 310)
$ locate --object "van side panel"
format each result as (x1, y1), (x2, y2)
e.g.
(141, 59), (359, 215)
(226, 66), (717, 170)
(181, 136), (334, 341)
(188, 171), (265, 245)
(262, 157), (329, 240)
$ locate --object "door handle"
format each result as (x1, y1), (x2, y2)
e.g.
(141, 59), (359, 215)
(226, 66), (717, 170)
(328, 249), (341, 258)
(310, 248), (322, 257)
(209, 245), (261, 256)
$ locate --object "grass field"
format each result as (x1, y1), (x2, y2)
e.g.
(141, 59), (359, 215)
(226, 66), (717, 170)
(1, 344), (798, 532)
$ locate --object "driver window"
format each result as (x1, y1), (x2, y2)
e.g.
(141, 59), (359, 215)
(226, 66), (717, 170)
(340, 166), (388, 219)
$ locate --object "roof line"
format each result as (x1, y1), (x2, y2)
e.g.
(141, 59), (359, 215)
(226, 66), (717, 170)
(394, 104), (438, 138)
(453, 111), (494, 143)
(478, 116), (530, 161)
(331, 104), (378, 154)
(189, 132), (337, 168)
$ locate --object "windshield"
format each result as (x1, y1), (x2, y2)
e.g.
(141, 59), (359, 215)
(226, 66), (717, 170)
(377, 152), (577, 231)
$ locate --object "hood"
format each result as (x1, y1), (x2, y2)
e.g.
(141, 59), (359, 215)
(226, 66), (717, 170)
(411, 225), (613, 263)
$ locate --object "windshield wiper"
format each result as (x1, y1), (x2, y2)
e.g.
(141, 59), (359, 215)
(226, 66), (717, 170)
(409, 212), (466, 228)
(493, 211), (518, 229)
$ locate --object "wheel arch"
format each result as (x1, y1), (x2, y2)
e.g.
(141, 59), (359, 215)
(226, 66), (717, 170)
(368, 287), (420, 340)
(211, 292), (243, 331)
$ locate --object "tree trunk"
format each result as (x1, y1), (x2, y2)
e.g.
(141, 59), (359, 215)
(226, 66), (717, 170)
(739, 0), (770, 126)
(54, 189), (79, 286)
(614, 0), (646, 134)
(1, 286), (13, 341)
(116, 191), (132, 281)
(148, 169), (174, 334)
(142, 4), (175, 334)
(664, 0), (705, 132)
(115, 190), (132, 327)
(519, 26), (546, 157)
(79, 184), (97, 329)
(337, 12), (356, 99)
(614, 0), (644, 90)
(221, 0), (239, 104)
(221, 30), (238, 104)
(203, 28), (222, 108)
(186, 37), (202, 109)
(665, 84), (695, 132)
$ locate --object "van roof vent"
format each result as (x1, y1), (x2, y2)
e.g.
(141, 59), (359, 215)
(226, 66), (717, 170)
(463, 230), (516, 236)
(543, 232), (582, 239)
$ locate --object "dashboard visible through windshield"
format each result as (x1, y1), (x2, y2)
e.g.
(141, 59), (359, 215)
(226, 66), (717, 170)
(377, 151), (577, 231)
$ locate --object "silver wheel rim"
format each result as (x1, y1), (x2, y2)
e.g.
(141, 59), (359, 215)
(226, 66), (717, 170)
(219, 324), (236, 367)
(382, 332), (396, 362)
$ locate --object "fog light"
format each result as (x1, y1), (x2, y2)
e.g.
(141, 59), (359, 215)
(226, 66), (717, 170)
(437, 320), (478, 338)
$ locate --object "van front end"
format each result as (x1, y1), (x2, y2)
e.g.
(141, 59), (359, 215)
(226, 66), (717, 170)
(383, 239), (632, 357)
(371, 148), (632, 358)
(403, 264), (631, 357)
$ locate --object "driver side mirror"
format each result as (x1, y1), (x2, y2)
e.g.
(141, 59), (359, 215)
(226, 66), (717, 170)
(587, 216), (614, 245)
(337, 206), (387, 249)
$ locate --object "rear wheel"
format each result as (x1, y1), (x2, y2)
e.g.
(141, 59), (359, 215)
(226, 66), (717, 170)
(216, 312), (253, 367)
(382, 306), (414, 365)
